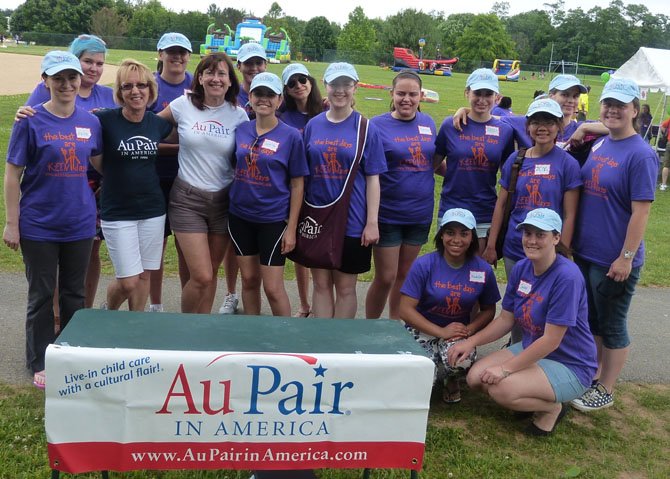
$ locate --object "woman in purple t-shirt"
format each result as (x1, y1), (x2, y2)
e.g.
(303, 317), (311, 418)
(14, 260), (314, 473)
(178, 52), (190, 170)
(399, 208), (500, 404)
(449, 209), (597, 436)
(278, 63), (325, 318)
(4, 51), (102, 390)
(571, 79), (657, 413)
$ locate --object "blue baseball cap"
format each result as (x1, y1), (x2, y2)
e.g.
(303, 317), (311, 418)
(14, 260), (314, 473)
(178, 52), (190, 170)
(466, 68), (499, 93)
(439, 208), (477, 229)
(250, 72), (283, 95)
(548, 74), (587, 93)
(324, 62), (359, 84)
(600, 78), (640, 103)
(157, 32), (192, 52)
(526, 98), (563, 118)
(41, 51), (83, 76)
(282, 63), (310, 85)
(516, 208), (562, 232)
(237, 42), (267, 62)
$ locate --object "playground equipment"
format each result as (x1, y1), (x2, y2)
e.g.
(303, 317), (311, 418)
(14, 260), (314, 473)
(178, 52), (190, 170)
(391, 47), (458, 77)
(493, 59), (521, 81)
(200, 18), (291, 63)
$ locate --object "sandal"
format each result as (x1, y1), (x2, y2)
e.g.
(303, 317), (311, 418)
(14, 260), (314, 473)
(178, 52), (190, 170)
(442, 377), (461, 404)
(33, 370), (46, 390)
(525, 403), (569, 436)
(293, 309), (311, 318)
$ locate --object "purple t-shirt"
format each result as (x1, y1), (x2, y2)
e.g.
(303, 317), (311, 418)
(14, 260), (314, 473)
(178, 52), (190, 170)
(573, 135), (657, 268)
(502, 255), (598, 388)
(278, 109), (310, 132)
(435, 116), (515, 222)
(401, 252), (500, 328)
(500, 146), (582, 261)
(492, 106), (512, 117)
(304, 111), (387, 237)
(371, 112), (436, 225)
(6, 104), (102, 241)
(230, 120), (309, 222)
(500, 115), (532, 149)
(151, 72), (193, 179)
(26, 82), (116, 112)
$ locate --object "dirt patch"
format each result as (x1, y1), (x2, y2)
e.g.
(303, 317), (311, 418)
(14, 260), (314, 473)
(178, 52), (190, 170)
(0, 51), (118, 95)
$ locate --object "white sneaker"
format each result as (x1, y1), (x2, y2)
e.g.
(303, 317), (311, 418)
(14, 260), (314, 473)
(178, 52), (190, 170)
(660, 184), (667, 191)
(219, 293), (239, 314)
(99, 302), (108, 310)
(148, 304), (164, 313)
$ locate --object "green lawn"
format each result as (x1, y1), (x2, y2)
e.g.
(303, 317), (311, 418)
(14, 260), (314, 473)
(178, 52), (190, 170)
(1, 49), (668, 285)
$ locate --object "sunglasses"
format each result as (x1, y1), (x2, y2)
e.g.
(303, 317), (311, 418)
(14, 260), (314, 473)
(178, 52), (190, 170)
(287, 75), (308, 89)
(120, 82), (149, 91)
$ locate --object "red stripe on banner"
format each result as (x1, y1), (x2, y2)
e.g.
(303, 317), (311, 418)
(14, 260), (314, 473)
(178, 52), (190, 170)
(48, 441), (424, 473)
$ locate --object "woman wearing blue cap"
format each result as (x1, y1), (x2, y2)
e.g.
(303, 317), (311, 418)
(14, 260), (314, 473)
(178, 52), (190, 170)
(147, 32), (193, 314)
(449, 208), (597, 435)
(20, 34), (115, 311)
(400, 208), (500, 403)
(570, 78), (657, 412)
(434, 68), (515, 253)
(302, 62), (386, 318)
(228, 72), (309, 316)
(278, 63), (325, 318)
(4, 51), (103, 389)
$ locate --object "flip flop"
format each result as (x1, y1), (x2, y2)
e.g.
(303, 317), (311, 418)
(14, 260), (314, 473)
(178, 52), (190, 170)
(293, 309), (311, 318)
(33, 370), (46, 390)
(525, 403), (569, 436)
(442, 377), (461, 404)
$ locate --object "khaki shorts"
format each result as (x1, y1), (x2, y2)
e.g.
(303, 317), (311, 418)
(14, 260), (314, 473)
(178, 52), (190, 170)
(663, 147), (670, 169)
(168, 176), (230, 234)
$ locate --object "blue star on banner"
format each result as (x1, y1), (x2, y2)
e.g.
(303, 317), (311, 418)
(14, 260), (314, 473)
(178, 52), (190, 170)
(313, 364), (327, 377)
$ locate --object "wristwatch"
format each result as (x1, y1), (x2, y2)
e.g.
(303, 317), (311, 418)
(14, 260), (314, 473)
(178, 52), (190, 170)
(623, 249), (635, 260)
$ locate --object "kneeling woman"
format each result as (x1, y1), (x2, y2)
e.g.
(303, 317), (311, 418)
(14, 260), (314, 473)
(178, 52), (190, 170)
(229, 73), (309, 316)
(448, 208), (597, 435)
(399, 208), (500, 403)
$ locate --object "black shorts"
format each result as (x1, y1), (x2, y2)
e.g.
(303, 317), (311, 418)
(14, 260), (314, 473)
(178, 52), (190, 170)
(228, 213), (288, 266)
(339, 236), (372, 274)
(159, 177), (176, 237)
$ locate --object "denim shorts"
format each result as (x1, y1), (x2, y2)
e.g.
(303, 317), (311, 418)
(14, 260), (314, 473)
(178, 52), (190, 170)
(508, 343), (588, 403)
(575, 257), (640, 349)
(377, 222), (431, 247)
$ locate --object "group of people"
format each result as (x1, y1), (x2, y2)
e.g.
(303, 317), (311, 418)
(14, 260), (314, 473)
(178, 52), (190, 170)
(3, 35), (657, 437)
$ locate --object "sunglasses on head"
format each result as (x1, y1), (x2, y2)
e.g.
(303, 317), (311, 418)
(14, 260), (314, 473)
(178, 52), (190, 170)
(287, 75), (308, 89)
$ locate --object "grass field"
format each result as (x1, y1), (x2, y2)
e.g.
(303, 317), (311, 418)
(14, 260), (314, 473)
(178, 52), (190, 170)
(1, 47), (669, 285)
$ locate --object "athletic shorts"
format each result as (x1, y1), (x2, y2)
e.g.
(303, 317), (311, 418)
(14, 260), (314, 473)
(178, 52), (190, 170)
(339, 236), (372, 275)
(228, 213), (288, 266)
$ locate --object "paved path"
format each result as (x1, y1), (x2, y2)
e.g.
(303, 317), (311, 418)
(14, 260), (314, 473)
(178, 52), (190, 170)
(1, 272), (668, 385)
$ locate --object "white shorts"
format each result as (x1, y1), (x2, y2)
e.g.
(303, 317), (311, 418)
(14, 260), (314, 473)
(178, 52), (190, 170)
(101, 215), (166, 278)
(476, 222), (491, 239)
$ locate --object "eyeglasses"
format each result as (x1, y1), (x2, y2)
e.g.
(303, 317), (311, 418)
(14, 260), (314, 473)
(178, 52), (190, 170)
(164, 48), (189, 56)
(472, 90), (495, 97)
(328, 81), (355, 91)
(120, 83), (149, 91)
(529, 119), (558, 127)
(287, 75), (308, 89)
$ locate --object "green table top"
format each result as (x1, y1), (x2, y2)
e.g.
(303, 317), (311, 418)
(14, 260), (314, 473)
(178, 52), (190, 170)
(56, 309), (428, 356)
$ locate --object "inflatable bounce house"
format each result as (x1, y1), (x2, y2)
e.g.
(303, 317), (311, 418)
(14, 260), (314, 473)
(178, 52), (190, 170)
(200, 17), (291, 63)
(493, 59), (521, 81)
(391, 47), (458, 77)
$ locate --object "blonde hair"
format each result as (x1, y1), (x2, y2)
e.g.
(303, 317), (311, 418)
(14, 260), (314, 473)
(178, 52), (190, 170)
(114, 58), (158, 107)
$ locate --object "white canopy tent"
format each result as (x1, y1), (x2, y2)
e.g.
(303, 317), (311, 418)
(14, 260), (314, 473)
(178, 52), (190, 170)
(612, 47), (670, 146)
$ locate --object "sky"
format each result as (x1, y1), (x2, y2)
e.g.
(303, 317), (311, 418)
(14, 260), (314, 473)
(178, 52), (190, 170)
(0, 0), (667, 26)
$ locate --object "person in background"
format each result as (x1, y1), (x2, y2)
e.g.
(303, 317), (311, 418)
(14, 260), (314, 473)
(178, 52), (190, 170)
(229, 72), (308, 316)
(400, 208), (500, 403)
(90, 59), (174, 311)
(278, 63), (325, 318)
(492, 96), (513, 116)
(302, 62), (386, 318)
(638, 104), (653, 142)
(4, 51), (102, 389)
(571, 78), (657, 412)
(434, 68), (515, 253)
(148, 32), (193, 313)
(158, 52), (248, 314)
(449, 209), (597, 436)
(658, 116), (670, 191)
(577, 85), (590, 121)
(219, 42), (269, 315)
(365, 70), (436, 320)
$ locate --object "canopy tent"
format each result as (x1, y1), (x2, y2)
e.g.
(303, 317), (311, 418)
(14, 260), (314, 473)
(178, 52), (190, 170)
(612, 47), (670, 146)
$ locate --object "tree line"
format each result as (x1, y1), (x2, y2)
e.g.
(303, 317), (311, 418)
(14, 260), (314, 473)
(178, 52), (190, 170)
(6, 0), (670, 69)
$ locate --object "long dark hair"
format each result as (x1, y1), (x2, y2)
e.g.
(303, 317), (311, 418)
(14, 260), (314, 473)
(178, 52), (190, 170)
(389, 70), (422, 113)
(188, 53), (239, 110)
(282, 75), (323, 119)
(434, 223), (479, 258)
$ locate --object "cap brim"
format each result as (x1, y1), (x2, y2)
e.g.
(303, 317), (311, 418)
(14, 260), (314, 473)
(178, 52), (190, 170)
(324, 73), (358, 83)
(516, 220), (554, 231)
(158, 43), (192, 52)
(600, 92), (635, 103)
(468, 82), (499, 93)
(44, 66), (83, 76)
(527, 109), (562, 118)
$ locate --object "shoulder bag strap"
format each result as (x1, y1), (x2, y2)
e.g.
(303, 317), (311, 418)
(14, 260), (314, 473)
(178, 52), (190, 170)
(501, 148), (527, 224)
(341, 115), (369, 199)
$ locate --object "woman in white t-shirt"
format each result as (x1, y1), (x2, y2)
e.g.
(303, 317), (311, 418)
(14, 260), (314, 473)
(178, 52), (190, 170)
(158, 53), (248, 313)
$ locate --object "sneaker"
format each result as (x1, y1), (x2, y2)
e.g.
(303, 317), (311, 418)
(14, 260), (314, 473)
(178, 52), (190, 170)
(660, 184), (668, 191)
(100, 302), (108, 310)
(219, 293), (239, 314)
(570, 382), (613, 412)
(148, 304), (164, 313)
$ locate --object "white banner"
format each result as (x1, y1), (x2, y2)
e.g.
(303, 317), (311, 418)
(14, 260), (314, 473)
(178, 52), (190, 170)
(45, 345), (434, 473)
